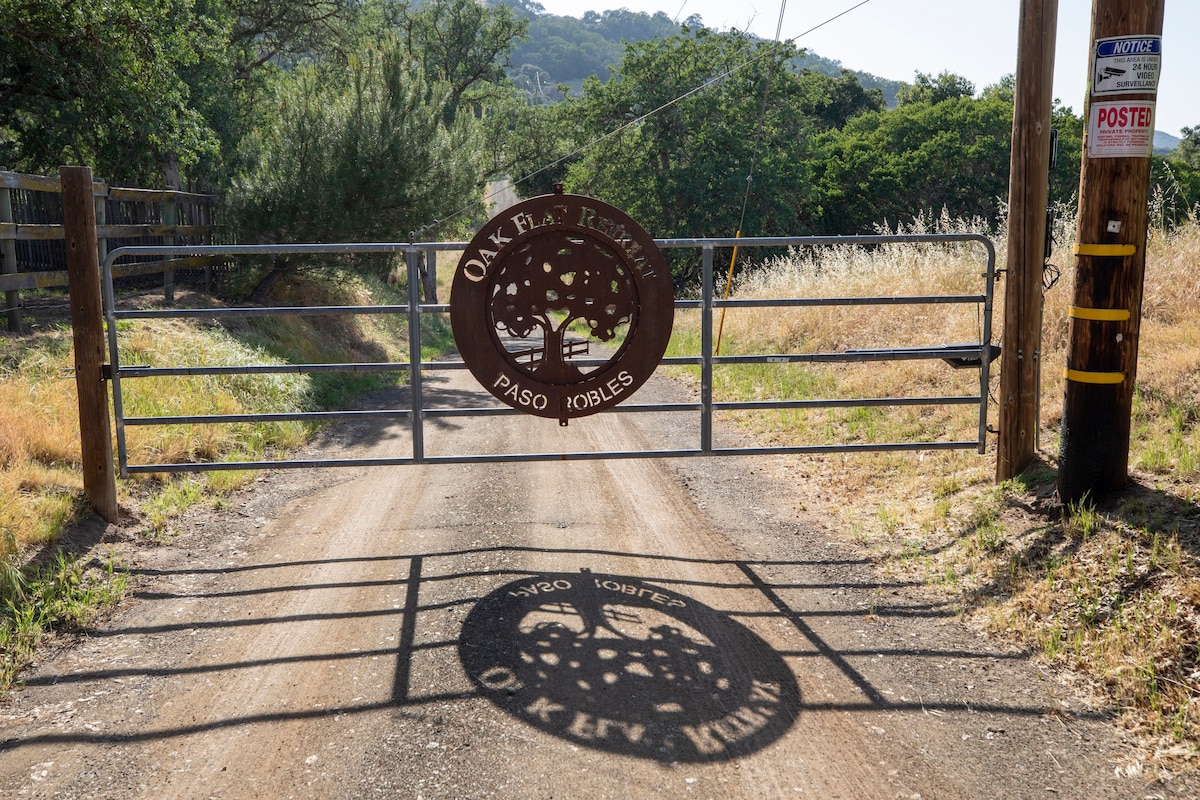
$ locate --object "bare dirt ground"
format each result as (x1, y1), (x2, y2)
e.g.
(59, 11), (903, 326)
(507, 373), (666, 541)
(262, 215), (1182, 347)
(1, 366), (1194, 799)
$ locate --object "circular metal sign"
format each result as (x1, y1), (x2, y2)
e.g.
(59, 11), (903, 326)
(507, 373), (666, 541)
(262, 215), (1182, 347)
(450, 193), (673, 421)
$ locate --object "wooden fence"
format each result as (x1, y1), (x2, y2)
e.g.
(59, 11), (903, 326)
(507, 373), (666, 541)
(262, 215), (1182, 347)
(0, 169), (222, 331)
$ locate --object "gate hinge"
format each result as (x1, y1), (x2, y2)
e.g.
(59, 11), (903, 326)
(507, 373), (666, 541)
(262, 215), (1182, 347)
(101, 364), (113, 381)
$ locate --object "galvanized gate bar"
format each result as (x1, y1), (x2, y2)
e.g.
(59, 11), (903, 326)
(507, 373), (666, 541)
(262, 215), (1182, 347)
(101, 233), (997, 476)
(700, 244), (715, 455)
(121, 395), (980, 428)
(107, 294), (990, 317)
(116, 363), (414, 377)
(114, 305), (416, 319)
(113, 346), (987, 379)
(713, 295), (987, 307)
(123, 439), (980, 475)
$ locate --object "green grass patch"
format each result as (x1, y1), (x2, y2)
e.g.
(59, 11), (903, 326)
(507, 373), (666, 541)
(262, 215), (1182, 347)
(0, 550), (127, 694)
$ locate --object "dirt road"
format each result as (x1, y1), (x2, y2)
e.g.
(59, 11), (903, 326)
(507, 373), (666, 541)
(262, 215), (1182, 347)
(0, 368), (1175, 798)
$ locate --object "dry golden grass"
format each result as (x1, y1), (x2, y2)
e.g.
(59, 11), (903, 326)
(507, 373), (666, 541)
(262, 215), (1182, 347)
(0, 332), (88, 548)
(696, 213), (995, 459)
(0, 317), (305, 552)
(115, 315), (309, 468)
(0, 379), (80, 469)
(684, 210), (1200, 768)
(0, 270), (420, 555)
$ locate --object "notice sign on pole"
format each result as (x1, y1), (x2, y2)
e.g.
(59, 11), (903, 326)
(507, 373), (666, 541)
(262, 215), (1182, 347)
(1092, 35), (1161, 96)
(1088, 101), (1156, 158)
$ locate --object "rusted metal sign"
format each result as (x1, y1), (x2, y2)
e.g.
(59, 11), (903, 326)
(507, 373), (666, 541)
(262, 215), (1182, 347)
(451, 192), (674, 422)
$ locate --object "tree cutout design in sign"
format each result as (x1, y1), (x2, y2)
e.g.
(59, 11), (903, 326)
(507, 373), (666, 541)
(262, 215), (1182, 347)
(488, 234), (637, 383)
(451, 192), (673, 421)
(458, 573), (801, 761)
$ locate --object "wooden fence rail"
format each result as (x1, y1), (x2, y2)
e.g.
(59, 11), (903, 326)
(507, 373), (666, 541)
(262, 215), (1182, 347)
(0, 169), (222, 331)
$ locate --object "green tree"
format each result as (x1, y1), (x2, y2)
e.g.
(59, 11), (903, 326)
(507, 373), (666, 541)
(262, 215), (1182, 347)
(204, 0), (368, 185)
(558, 28), (824, 286)
(984, 77), (1086, 212)
(0, 0), (219, 184)
(1146, 130), (1200, 228)
(510, 14), (614, 81)
(226, 0), (357, 77)
(499, 3), (680, 85)
(1048, 99), (1084, 209)
(793, 68), (884, 131)
(231, 47), (482, 300)
(813, 75), (1013, 233)
(482, 88), (578, 197)
(896, 70), (976, 106)
(581, 8), (679, 43)
(1174, 126), (1200, 171)
(0, 0), (372, 187)
(393, 0), (527, 126)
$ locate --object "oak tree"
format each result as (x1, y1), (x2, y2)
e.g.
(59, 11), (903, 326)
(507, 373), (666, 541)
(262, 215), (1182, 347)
(489, 235), (635, 383)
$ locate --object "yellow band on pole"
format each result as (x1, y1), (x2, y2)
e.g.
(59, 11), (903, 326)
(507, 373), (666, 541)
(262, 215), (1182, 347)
(1065, 368), (1125, 385)
(1073, 243), (1137, 257)
(1069, 306), (1131, 321)
(715, 230), (740, 357)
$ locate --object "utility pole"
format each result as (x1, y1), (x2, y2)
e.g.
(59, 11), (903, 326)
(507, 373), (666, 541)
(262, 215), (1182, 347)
(998, 0), (1058, 482)
(1059, 0), (1165, 504)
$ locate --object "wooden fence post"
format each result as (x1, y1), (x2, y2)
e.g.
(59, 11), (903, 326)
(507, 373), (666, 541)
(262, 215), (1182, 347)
(162, 196), (176, 304)
(94, 189), (108, 284)
(61, 166), (119, 523)
(1, 185), (21, 332)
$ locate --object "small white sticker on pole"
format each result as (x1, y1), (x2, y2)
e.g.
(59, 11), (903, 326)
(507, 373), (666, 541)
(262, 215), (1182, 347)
(1088, 101), (1155, 159)
(1092, 35), (1161, 96)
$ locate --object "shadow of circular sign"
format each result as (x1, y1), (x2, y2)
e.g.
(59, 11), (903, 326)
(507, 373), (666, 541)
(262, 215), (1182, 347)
(458, 572), (800, 762)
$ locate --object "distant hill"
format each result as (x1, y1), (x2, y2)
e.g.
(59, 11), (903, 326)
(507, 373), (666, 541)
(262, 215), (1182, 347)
(493, 1), (904, 106)
(791, 51), (903, 107)
(1154, 130), (1181, 154)
(500, 1), (678, 89)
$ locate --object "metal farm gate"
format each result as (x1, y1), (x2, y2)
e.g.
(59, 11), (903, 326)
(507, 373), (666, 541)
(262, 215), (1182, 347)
(101, 234), (998, 477)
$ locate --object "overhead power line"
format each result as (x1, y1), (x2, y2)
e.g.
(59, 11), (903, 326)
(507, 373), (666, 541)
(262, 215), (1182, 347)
(413, 0), (877, 240)
(717, 0), (789, 355)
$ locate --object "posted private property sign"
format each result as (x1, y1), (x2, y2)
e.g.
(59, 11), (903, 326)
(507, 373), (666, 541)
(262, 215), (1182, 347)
(1088, 100), (1156, 159)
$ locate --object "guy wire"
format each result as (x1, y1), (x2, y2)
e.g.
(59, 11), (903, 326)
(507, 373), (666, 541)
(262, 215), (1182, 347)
(716, 0), (788, 356)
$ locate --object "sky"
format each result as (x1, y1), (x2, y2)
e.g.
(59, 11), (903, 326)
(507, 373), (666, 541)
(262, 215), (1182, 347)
(534, 0), (1196, 137)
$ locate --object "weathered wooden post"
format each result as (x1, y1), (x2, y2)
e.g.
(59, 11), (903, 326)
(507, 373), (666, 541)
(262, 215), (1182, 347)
(61, 166), (119, 523)
(94, 187), (108, 287)
(1, 180), (21, 332)
(162, 194), (177, 304)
